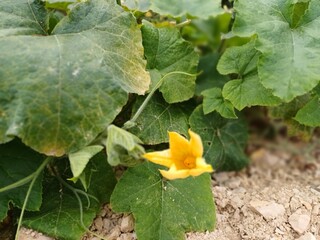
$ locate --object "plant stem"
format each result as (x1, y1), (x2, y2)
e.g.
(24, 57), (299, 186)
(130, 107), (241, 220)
(123, 71), (198, 129)
(15, 157), (52, 240)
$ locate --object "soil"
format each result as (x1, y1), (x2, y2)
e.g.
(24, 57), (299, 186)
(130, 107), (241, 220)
(18, 137), (320, 240)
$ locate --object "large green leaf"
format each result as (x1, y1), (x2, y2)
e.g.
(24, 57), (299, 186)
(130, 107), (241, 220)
(0, 0), (150, 156)
(121, 0), (223, 19)
(217, 39), (280, 110)
(233, 0), (320, 102)
(142, 21), (198, 103)
(0, 140), (44, 222)
(111, 162), (216, 240)
(189, 105), (249, 171)
(129, 93), (189, 144)
(23, 152), (116, 240)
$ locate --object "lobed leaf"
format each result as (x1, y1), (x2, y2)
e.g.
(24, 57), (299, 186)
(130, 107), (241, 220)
(189, 105), (249, 171)
(111, 162), (216, 240)
(121, 0), (223, 19)
(217, 39), (280, 110)
(233, 0), (320, 102)
(294, 96), (320, 127)
(0, 0), (150, 156)
(142, 21), (198, 103)
(202, 87), (237, 119)
(129, 93), (189, 144)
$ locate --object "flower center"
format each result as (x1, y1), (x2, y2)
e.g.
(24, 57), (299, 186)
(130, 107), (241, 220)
(183, 157), (196, 169)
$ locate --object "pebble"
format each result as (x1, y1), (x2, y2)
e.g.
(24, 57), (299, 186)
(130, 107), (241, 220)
(249, 200), (285, 219)
(120, 215), (135, 233)
(296, 232), (316, 240)
(103, 218), (113, 230)
(214, 172), (229, 183)
(312, 203), (320, 215)
(108, 226), (121, 240)
(94, 217), (103, 230)
(288, 211), (310, 234)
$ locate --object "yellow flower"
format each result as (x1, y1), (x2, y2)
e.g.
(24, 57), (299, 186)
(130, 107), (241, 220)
(143, 130), (213, 180)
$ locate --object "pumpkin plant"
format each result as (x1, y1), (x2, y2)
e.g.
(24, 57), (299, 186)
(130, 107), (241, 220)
(0, 0), (319, 239)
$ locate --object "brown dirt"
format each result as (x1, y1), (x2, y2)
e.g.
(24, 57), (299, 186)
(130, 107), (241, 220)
(19, 138), (320, 240)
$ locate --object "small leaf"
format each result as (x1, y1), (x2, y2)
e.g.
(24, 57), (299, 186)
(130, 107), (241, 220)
(0, 140), (44, 222)
(23, 152), (116, 240)
(217, 39), (280, 110)
(142, 21), (198, 103)
(121, 0), (224, 19)
(68, 145), (104, 181)
(294, 96), (320, 127)
(106, 125), (145, 166)
(189, 105), (249, 171)
(129, 93), (189, 144)
(111, 162), (216, 240)
(233, 0), (320, 101)
(202, 87), (237, 119)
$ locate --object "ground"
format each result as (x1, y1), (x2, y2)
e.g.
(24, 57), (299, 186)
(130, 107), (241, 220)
(19, 138), (320, 240)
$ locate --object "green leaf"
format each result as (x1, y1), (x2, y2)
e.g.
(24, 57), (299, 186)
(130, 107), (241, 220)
(43, 0), (77, 12)
(294, 96), (320, 127)
(189, 105), (249, 171)
(121, 0), (223, 19)
(217, 39), (280, 110)
(195, 53), (229, 96)
(68, 145), (104, 181)
(111, 162), (216, 240)
(142, 21), (198, 103)
(106, 125), (145, 166)
(0, 0), (150, 155)
(233, 0), (320, 102)
(202, 88), (237, 119)
(0, 140), (44, 222)
(23, 152), (116, 240)
(129, 93), (189, 144)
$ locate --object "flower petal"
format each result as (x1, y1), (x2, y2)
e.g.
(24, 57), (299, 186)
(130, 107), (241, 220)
(189, 129), (203, 158)
(143, 149), (172, 168)
(169, 131), (190, 163)
(159, 168), (190, 180)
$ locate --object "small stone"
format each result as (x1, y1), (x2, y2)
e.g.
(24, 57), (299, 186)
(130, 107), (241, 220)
(108, 226), (121, 240)
(230, 196), (244, 208)
(117, 233), (136, 240)
(288, 211), (310, 234)
(249, 200), (285, 219)
(120, 215), (135, 233)
(103, 218), (113, 230)
(225, 178), (241, 189)
(94, 217), (104, 230)
(275, 227), (285, 235)
(296, 232), (316, 240)
(312, 203), (320, 215)
(214, 172), (229, 183)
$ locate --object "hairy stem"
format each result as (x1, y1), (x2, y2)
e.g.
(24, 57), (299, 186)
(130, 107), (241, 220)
(123, 71), (198, 129)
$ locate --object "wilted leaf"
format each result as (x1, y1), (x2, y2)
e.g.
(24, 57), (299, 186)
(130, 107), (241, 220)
(68, 145), (103, 181)
(0, 0), (150, 156)
(111, 162), (216, 240)
(106, 125), (145, 166)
